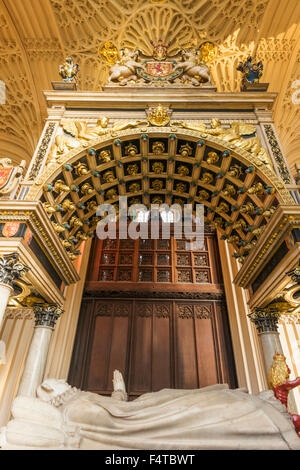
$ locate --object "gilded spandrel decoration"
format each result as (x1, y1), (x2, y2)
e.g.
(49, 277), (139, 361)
(47, 118), (147, 165)
(174, 119), (273, 170)
(24, 125), (295, 262)
(102, 40), (214, 87)
(263, 125), (292, 184)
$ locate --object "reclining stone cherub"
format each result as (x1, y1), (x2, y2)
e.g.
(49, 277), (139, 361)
(1, 369), (300, 450)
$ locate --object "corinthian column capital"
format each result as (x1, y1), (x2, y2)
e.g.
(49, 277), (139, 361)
(0, 252), (29, 288)
(33, 304), (64, 329)
(248, 307), (281, 333)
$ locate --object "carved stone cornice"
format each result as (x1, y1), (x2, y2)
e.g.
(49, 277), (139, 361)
(33, 304), (63, 329)
(0, 201), (80, 285)
(0, 252), (29, 288)
(43, 90), (278, 111)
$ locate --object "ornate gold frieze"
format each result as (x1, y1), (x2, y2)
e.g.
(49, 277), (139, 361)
(263, 124), (292, 184)
(28, 122), (56, 180)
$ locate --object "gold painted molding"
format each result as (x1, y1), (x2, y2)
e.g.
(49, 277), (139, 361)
(0, 201), (80, 286)
(234, 205), (300, 289)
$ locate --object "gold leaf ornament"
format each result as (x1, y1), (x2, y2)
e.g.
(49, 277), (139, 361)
(199, 42), (217, 63)
(99, 42), (120, 65)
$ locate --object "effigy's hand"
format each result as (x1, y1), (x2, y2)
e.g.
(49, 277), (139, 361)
(113, 370), (126, 393)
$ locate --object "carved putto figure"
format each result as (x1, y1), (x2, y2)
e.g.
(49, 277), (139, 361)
(1, 370), (300, 450)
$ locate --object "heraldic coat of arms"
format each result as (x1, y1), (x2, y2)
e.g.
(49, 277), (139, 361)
(99, 40), (215, 87)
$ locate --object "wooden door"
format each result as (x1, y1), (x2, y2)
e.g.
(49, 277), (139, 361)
(69, 231), (237, 396)
(69, 297), (236, 398)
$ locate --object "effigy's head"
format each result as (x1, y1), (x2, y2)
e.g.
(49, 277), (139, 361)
(37, 378), (73, 405)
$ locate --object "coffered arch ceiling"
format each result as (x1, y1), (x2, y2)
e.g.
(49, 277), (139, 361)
(0, 0), (299, 172)
(26, 128), (293, 262)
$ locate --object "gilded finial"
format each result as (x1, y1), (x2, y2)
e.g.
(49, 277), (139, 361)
(267, 353), (290, 389)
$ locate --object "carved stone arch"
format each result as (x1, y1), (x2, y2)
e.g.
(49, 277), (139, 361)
(25, 127), (295, 263)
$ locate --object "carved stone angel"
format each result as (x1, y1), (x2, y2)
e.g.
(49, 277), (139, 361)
(173, 119), (272, 168)
(47, 117), (147, 166)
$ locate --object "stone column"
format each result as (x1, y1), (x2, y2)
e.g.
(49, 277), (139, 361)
(17, 304), (63, 397)
(248, 307), (283, 381)
(0, 253), (29, 363)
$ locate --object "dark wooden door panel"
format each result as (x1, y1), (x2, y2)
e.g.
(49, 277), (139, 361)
(175, 313), (198, 389)
(152, 313), (172, 391)
(69, 298), (236, 395)
(194, 318), (218, 387)
(87, 315), (112, 390)
(130, 314), (152, 393)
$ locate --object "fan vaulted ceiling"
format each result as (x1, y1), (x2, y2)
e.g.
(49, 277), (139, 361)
(0, 0), (299, 175)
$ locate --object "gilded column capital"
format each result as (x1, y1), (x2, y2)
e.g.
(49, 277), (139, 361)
(33, 304), (64, 329)
(248, 307), (281, 333)
(249, 297), (294, 333)
(0, 253), (29, 288)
